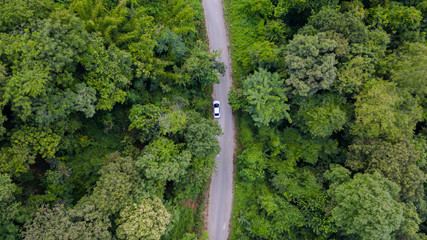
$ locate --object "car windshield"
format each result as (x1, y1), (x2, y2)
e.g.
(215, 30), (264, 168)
(214, 103), (219, 107)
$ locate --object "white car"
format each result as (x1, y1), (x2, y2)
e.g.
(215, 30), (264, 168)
(213, 101), (220, 119)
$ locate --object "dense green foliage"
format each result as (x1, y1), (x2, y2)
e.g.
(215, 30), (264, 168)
(226, 0), (427, 239)
(0, 0), (224, 239)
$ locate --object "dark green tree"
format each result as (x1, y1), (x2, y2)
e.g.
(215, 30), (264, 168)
(180, 42), (225, 87)
(299, 8), (369, 44)
(346, 139), (426, 201)
(184, 114), (222, 160)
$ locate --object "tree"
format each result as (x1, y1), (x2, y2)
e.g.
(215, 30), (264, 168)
(243, 68), (291, 126)
(390, 42), (427, 100)
(159, 107), (188, 135)
(294, 93), (347, 138)
(272, 167), (323, 202)
(279, 127), (339, 165)
(0, 0), (53, 32)
(299, 8), (369, 44)
(396, 203), (423, 240)
(336, 55), (374, 95)
(22, 204), (111, 240)
(241, 41), (281, 72)
(275, 0), (339, 18)
(228, 87), (246, 111)
(329, 172), (403, 240)
(0, 143), (35, 177)
(368, 2), (423, 45)
(129, 104), (163, 142)
(81, 43), (132, 111)
(346, 139), (426, 202)
(0, 14), (131, 124)
(237, 144), (266, 182)
(82, 153), (139, 215)
(116, 198), (171, 240)
(238, 184), (305, 239)
(184, 114), (222, 159)
(180, 42), (225, 87)
(11, 126), (61, 158)
(352, 79), (422, 141)
(285, 33), (337, 96)
(136, 137), (191, 183)
(0, 174), (20, 239)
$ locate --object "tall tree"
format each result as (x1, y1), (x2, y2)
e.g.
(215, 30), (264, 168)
(243, 68), (291, 126)
(136, 137), (191, 183)
(328, 172), (403, 240)
(0, 0), (53, 32)
(80, 153), (139, 215)
(116, 198), (171, 240)
(294, 93), (347, 138)
(0, 173), (20, 239)
(285, 33), (337, 96)
(299, 8), (369, 44)
(22, 204), (111, 240)
(346, 139), (426, 202)
(368, 2), (423, 45)
(352, 79), (422, 141)
(390, 42), (427, 101)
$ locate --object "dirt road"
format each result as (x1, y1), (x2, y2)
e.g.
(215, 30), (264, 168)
(202, 0), (235, 239)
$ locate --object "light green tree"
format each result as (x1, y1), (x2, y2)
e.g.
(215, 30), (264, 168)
(0, 0), (53, 32)
(352, 79), (423, 141)
(391, 42), (427, 100)
(116, 198), (171, 240)
(336, 55), (374, 95)
(83, 153), (139, 215)
(0, 174), (20, 239)
(243, 68), (291, 126)
(368, 2), (423, 44)
(329, 172), (403, 240)
(294, 93), (347, 138)
(22, 204), (111, 240)
(136, 137), (191, 183)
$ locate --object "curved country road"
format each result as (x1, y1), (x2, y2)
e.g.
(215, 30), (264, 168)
(202, 0), (235, 239)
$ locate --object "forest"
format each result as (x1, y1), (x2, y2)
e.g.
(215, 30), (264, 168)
(0, 0), (224, 239)
(226, 0), (427, 239)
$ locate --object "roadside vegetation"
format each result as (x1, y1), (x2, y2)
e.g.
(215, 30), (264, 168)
(226, 0), (427, 239)
(0, 0), (224, 239)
